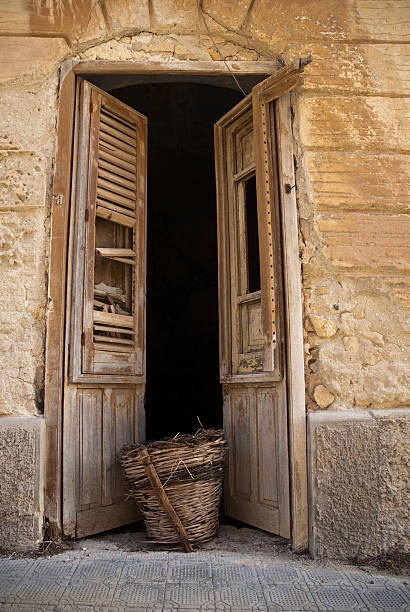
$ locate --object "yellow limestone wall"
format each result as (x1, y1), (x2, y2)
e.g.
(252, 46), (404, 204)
(0, 0), (409, 557)
(0, 1), (409, 416)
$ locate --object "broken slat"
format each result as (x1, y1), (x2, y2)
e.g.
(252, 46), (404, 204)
(93, 341), (134, 353)
(93, 334), (134, 345)
(96, 199), (136, 218)
(108, 256), (136, 265)
(94, 324), (135, 335)
(96, 205), (136, 227)
(94, 310), (134, 328)
(96, 248), (136, 258)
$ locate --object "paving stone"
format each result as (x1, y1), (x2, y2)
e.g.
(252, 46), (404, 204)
(257, 563), (304, 585)
(304, 568), (354, 586)
(263, 583), (319, 611)
(0, 577), (25, 601)
(122, 560), (167, 581)
(0, 558), (35, 577)
(169, 560), (211, 582)
(360, 585), (410, 611)
(309, 585), (368, 611)
(346, 570), (392, 585)
(59, 580), (115, 606)
(29, 558), (77, 581)
(112, 582), (165, 606)
(164, 582), (215, 609)
(13, 580), (67, 605)
(212, 563), (259, 586)
(0, 550), (408, 611)
(71, 559), (124, 582)
(214, 584), (267, 610)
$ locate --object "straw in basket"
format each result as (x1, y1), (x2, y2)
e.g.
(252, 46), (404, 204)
(120, 429), (226, 552)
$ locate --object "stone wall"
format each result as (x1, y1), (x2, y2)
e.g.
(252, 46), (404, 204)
(309, 409), (410, 559)
(0, 417), (45, 551)
(0, 0), (409, 554)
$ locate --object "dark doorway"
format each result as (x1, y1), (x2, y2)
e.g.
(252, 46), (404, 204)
(110, 83), (242, 439)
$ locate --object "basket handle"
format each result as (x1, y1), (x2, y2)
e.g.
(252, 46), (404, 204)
(139, 448), (193, 553)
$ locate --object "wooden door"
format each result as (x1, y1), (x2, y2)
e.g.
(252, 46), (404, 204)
(215, 66), (305, 538)
(63, 79), (147, 538)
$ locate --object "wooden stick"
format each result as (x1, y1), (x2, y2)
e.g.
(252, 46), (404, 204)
(139, 448), (193, 553)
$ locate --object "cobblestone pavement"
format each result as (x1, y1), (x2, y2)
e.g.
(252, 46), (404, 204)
(0, 548), (409, 611)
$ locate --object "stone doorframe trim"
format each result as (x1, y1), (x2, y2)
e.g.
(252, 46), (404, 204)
(45, 59), (308, 551)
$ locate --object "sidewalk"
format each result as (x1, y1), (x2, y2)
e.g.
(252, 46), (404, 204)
(0, 526), (408, 611)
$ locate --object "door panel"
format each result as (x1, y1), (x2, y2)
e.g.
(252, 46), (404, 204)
(64, 385), (145, 538)
(215, 70), (295, 538)
(223, 385), (288, 535)
(63, 79), (147, 538)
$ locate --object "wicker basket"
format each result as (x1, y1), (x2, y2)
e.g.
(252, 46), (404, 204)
(120, 429), (226, 548)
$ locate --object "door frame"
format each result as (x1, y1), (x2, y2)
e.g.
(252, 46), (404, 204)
(44, 59), (308, 550)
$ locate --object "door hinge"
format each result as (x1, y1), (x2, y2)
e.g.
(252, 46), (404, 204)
(53, 194), (64, 207)
(85, 208), (89, 222)
(81, 332), (85, 346)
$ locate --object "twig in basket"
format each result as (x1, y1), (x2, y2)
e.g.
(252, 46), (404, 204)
(162, 459), (183, 488)
(196, 415), (205, 429)
(181, 459), (195, 480)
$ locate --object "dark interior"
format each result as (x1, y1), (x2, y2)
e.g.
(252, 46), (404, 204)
(110, 82), (243, 439)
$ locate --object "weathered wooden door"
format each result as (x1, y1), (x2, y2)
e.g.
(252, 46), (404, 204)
(63, 79), (147, 537)
(215, 66), (304, 538)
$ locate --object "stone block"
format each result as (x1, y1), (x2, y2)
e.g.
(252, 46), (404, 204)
(0, 76), (59, 154)
(202, 0), (253, 31)
(150, 0), (203, 32)
(0, 416), (45, 551)
(299, 96), (410, 153)
(316, 212), (410, 271)
(103, 0), (150, 33)
(247, 0), (410, 44)
(71, 3), (108, 46)
(308, 409), (410, 559)
(248, 0), (354, 44)
(0, 37), (68, 84)
(306, 152), (410, 213)
(282, 43), (410, 96)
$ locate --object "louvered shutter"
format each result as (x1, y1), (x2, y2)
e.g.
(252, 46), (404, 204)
(69, 79), (147, 382)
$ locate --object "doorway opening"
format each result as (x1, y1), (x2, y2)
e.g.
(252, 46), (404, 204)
(103, 81), (243, 439)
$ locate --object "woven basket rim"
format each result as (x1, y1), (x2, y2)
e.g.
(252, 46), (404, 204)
(121, 428), (225, 456)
